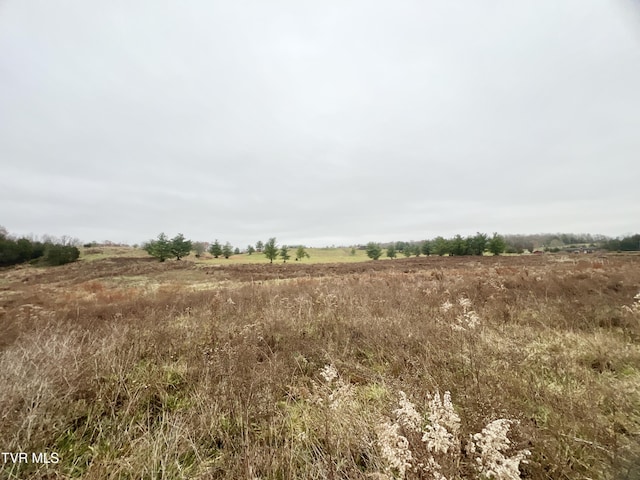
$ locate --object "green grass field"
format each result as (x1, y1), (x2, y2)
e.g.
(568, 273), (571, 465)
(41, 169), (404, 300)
(80, 246), (384, 265)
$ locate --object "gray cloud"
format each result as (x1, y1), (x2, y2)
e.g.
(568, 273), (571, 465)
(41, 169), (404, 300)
(1, 0), (639, 246)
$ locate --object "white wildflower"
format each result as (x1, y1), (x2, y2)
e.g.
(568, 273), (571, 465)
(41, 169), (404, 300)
(466, 436), (477, 455)
(465, 311), (481, 328)
(320, 364), (338, 384)
(443, 296), (481, 330)
(440, 300), (453, 313)
(393, 391), (423, 432)
(422, 457), (447, 480)
(458, 296), (472, 310)
(440, 391), (460, 436)
(471, 419), (530, 480)
(451, 309), (481, 331)
(432, 391), (460, 436)
(422, 391), (460, 454)
(423, 422), (456, 454)
(623, 292), (640, 314)
(376, 421), (414, 478)
(459, 310), (481, 329)
(328, 380), (354, 410)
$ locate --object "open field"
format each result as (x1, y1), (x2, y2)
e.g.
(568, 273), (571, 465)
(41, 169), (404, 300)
(1, 253), (640, 479)
(80, 246), (374, 265)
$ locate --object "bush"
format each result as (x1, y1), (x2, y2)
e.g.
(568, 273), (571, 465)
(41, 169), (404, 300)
(366, 242), (382, 260)
(0, 236), (47, 267)
(0, 238), (20, 266)
(42, 245), (80, 266)
(144, 233), (172, 262)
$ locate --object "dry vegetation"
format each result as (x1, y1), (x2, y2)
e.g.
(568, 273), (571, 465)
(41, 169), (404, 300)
(1, 254), (640, 479)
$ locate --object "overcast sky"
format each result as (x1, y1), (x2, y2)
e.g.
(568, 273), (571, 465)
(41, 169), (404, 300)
(1, 1), (639, 247)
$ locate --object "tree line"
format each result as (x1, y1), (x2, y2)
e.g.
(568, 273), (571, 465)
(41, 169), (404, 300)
(601, 234), (640, 252)
(143, 230), (640, 263)
(143, 231), (506, 263)
(364, 233), (506, 260)
(0, 227), (80, 267)
(362, 232), (640, 259)
(144, 234), (310, 263)
(3, 226), (637, 268)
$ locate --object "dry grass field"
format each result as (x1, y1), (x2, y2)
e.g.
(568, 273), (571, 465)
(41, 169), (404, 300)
(1, 253), (639, 479)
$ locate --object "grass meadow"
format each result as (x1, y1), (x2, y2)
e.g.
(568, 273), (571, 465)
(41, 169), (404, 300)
(80, 246), (370, 265)
(1, 251), (639, 479)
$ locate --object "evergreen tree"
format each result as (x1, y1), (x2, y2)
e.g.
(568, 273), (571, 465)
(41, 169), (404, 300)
(488, 233), (506, 255)
(386, 244), (397, 259)
(256, 240), (264, 252)
(295, 245), (310, 261)
(467, 232), (488, 256)
(619, 234), (640, 251)
(0, 231), (50, 266)
(43, 244), (80, 266)
(432, 237), (450, 256)
(222, 242), (233, 259)
(209, 239), (222, 258)
(366, 242), (382, 260)
(450, 234), (468, 256)
(280, 245), (291, 263)
(421, 240), (431, 256)
(264, 238), (278, 263)
(170, 233), (192, 260)
(145, 233), (172, 262)
(247, 245), (256, 255)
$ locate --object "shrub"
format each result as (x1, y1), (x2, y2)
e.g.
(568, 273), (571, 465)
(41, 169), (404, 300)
(222, 242), (233, 259)
(366, 242), (382, 260)
(488, 233), (507, 255)
(170, 234), (192, 260)
(42, 244), (80, 266)
(386, 244), (397, 259)
(295, 246), (310, 261)
(0, 236), (48, 266)
(144, 233), (172, 262)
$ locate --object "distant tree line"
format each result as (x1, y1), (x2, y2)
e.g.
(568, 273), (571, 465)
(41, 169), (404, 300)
(362, 232), (640, 259)
(601, 234), (640, 252)
(502, 233), (639, 253)
(143, 234), (312, 264)
(365, 233), (506, 260)
(503, 233), (608, 253)
(0, 227), (80, 267)
(142, 231), (640, 263)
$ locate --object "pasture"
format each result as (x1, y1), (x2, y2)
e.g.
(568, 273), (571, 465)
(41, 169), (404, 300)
(1, 252), (639, 479)
(80, 246), (370, 265)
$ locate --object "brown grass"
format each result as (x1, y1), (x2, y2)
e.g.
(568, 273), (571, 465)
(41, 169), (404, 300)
(1, 254), (639, 479)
